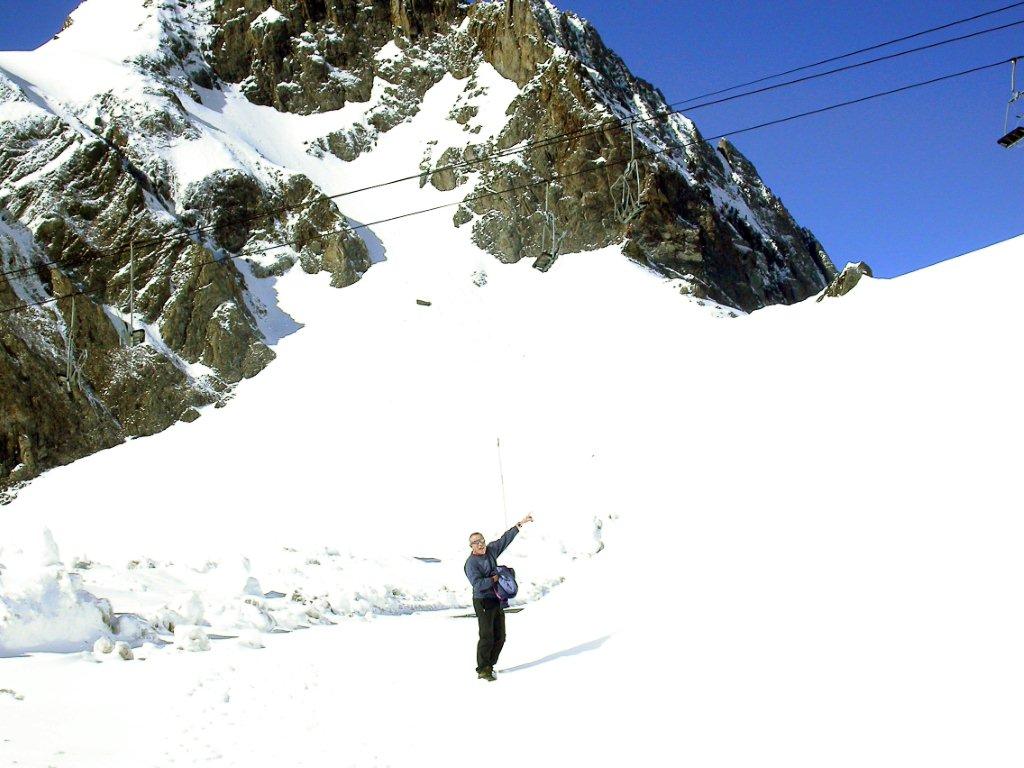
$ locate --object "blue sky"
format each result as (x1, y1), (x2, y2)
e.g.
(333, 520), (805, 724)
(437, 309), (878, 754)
(0, 0), (1019, 277)
(557, 0), (1022, 277)
(0, 0), (81, 51)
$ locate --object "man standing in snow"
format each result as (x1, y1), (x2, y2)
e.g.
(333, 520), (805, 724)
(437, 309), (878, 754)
(465, 514), (533, 682)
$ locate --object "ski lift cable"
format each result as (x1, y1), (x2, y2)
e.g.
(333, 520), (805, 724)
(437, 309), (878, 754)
(670, 0), (1024, 106)
(2, 13), (1021, 285)
(157, 5), (1021, 240)
(483, 15), (1024, 165)
(1, 285), (104, 315)
(239, 56), (1019, 254)
(385, 16), (1024, 202)
(3, 55), (1013, 317)
(436, 16), (1024, 177)
(1, 17), (1021, 288)
(1, 57), (1015, 315)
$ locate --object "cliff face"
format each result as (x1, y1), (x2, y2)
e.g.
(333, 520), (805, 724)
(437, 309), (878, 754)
(208, 0), (834, 308)
(472, 2), (835, 308)
(209, 0), (463, 113)
(0, 0), (834, 496)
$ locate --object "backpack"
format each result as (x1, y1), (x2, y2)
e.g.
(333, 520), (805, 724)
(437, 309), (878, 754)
(493, 565), (518, 602)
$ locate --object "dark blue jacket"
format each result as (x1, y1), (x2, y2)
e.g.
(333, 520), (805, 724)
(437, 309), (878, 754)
(464, 526), (519, 600)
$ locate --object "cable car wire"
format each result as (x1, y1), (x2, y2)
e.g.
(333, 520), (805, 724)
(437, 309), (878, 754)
(2, 8), (1021, 284)
(4, 9), (1019, 286)
(3, 55), (1014, 317)
(670, 0), (1024, 105)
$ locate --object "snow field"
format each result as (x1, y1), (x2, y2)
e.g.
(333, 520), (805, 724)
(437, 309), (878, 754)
(2, 237), (1021, 766)
(0, 0), (1021, 762)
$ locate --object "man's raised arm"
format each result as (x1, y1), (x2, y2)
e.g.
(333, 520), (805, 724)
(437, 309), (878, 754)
(489, 514), (534, 557)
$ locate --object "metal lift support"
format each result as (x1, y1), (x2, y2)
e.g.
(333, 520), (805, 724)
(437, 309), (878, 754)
(60, 296), (87, 393)
(998, 58), (1024, 148)
(611, 123), (645, 224)
(535, 183), (565, 273)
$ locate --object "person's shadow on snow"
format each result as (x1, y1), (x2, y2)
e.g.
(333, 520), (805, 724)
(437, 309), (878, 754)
(499, 635), (611, 674)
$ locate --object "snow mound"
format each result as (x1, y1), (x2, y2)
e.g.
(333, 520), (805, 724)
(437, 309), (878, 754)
(173, 625), (211, 652)
(0, 531), (113, 656)
(237, 629), (264, 649)
(113, 640), (134, 661)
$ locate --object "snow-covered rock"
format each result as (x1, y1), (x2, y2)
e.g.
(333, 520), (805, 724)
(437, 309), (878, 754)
(237, 630), (264, 649)
(173, 625), (210, 652)
(0, 532), (113, 656)
(238, 597), (275, 633)
(113, 640), (134, 661)
(1, 0), (832, 495)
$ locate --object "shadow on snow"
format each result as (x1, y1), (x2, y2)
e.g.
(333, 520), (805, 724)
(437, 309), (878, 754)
(500, 635), (611, 674)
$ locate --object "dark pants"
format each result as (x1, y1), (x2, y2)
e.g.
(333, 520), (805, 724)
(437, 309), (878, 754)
(473, 597), (506, 673)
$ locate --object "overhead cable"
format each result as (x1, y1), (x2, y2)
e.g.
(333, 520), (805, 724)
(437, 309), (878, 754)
(3, 55), (1013, 317)
(2, 9), (1021, 283)
(671, 0), (1024, 105)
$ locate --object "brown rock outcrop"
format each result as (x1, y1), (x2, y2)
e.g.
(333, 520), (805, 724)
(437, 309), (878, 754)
(1, 0), (838, 496)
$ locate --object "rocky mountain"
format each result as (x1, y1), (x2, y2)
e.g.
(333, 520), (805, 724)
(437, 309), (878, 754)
(0, 0), (836, 496)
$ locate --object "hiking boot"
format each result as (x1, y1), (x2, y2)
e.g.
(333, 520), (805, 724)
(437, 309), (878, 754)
(477, 668), (497, 682)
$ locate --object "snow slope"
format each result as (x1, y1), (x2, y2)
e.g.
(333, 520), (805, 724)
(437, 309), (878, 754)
(1, 221), (1022, 766)
(0, 0), (1021, 764)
